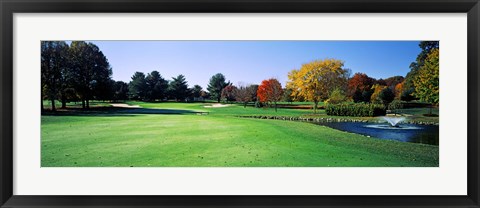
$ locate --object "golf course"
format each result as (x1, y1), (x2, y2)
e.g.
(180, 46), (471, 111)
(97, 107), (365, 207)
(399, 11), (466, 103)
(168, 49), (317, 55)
(41, 101), (439, 167)
(41, 40), (440, 167)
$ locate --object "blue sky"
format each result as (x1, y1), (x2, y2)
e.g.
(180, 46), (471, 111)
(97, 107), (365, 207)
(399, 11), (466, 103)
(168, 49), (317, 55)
(88, 41), (421, 89)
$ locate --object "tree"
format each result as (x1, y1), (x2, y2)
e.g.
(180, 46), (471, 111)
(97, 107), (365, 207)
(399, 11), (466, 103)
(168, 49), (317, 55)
(257, 78), (283, 112)
(91, 52), (113, 102)
(383, 76), (404, 89)
(235, 84), (257, 108)
(192, 85), (203, 98)
(94, 78), (115, 101)
(375, 79), (387, 86)
(190, 85), (206, 102)
(394, 80), (414, 101)
(326, 88), (347, 104)
(41, 41), (70, 111)
(248, 85), (259, 102)
(207, 73), (230, 103)
(413, 48), (439, 115)
(282, 88), (294, 103)
(379, 87), (395, 105)
(221, 85), (238, 103)
(57, 44), (75, 109)
(388, 100), (403, 115)
(146, 70), (168, 101)
(169, 74), (190, 101)
(128, 72), (148, 100)
(370, 84), (386, 104)
(113, 81), (129, 102)
(394, 81), (404, 99)
(347, 73), (375, 102)
(201, 91), (210, 100)
(69, 41), (112, 108)
(403, 41), (439, 100)
(286, 58), (350, 113)
(371, 84), (395, 105)
(400, 88), (416, 101)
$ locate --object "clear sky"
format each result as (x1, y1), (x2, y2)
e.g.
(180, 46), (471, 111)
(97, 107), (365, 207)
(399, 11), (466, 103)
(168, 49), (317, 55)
(87, 41), (421, 90)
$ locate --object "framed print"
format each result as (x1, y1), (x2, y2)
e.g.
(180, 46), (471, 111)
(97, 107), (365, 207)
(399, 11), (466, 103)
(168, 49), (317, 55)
(1, 0), (479, 207)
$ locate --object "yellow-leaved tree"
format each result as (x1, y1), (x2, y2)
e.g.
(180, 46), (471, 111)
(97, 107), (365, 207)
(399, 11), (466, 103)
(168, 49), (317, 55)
(286, 58), (350, 113)
(370, 84), (387, 104)
(413, 48), (439, 115)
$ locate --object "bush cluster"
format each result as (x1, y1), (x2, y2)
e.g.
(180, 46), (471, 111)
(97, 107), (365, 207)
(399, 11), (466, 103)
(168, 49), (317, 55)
(388, 100), (404, 111)
(325, 103), (386, 117)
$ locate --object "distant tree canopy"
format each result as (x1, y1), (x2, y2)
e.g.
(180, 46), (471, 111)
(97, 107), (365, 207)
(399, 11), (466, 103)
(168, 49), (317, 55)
(42, 41), (439, 114)
(403, 41), (439, 101)
(146, 70), (168, 101)
(168, 74), (190, 101)
(207, 73), (231, 103)
(282, 88), (294, 103)
(235, 84), (258, 108)
(113, 81), (129, 101)
(257, 78), (283, 112)
(348, 73), (375, 103)
(41, 41), (69, 111)
(128, 72), (148, 100)
(378, 87), (395, 105)
(413, 48), (439, 106)
(128, 70), (170, 101)
(382, 76), (404, 89)
(287, 58), (350, 113)
(41, 41), (113, 110)
(192, 85), (203, 98)
(326, 88), (348, 104)
(221, 84), (238, 103)
(71, 41), (112, 108)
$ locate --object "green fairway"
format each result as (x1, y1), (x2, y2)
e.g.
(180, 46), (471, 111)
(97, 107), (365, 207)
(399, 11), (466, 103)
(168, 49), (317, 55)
(41, 102), (438, 167)
(126, 101), (318, 117)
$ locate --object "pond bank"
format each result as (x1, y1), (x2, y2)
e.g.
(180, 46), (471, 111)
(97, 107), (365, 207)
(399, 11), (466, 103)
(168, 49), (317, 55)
(237, 115), (439, 125)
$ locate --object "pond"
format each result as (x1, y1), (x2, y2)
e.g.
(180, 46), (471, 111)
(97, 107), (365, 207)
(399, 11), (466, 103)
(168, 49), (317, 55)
(310, 122), (439, 146)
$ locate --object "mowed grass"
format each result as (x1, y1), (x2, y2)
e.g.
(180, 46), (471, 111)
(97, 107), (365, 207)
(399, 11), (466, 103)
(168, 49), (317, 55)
(126, 101), (326, 117)
(126, 101), (438, 122)
(42, 104), (439, 167)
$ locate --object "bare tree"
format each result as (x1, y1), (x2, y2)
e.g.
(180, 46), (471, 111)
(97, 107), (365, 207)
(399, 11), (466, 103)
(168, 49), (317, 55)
(235, 83), (256, 108)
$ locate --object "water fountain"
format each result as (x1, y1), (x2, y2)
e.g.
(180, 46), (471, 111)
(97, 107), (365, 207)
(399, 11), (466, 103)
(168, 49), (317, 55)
(363, 116), (421, 130)
(382, 116), (405, 127)
(310, 116), (435, 144)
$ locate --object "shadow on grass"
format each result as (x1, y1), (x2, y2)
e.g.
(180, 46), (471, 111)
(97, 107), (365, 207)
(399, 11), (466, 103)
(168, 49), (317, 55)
(41, 106), (205, 117)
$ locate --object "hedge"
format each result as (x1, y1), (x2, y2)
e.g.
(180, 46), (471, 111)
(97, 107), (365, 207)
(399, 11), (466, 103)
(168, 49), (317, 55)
(325, 103), (386, 117)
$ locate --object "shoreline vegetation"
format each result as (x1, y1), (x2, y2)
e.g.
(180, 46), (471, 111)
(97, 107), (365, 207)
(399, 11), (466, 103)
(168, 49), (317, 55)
(237, 115), (439, 125)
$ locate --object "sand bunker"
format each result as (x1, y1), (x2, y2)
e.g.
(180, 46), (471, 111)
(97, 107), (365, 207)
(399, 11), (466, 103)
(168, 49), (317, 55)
(110, 103), (141, 108)
(204, 104), (230, 108)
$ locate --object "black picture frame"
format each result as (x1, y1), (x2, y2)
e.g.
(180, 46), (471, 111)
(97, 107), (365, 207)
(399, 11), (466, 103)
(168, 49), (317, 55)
(1, 0), (479, 207)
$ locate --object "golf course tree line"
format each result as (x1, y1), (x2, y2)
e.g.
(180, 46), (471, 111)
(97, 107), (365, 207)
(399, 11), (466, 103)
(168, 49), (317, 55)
(211, 41), (439, 115)
(42, 41), (439, 116)
(288, 41), (439, 116)
(41, 41), (113, 111)
(41, 41), (211, 111)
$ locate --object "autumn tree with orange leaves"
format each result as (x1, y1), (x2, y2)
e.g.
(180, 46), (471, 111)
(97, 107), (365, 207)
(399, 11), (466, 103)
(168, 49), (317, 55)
(347, 73), (375, 102)
(257, 78), (283, 112)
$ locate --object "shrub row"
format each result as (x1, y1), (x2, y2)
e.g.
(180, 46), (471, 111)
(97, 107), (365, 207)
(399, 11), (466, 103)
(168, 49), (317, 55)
(325, 103), (386, 117)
